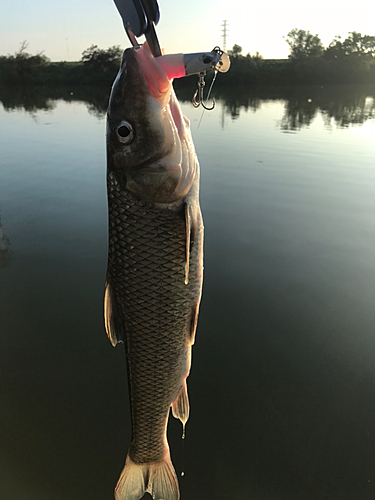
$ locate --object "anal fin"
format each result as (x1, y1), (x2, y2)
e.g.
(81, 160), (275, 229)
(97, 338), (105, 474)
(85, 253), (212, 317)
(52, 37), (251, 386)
(171, 380), (189, 427)
(104, 281), (125, 346)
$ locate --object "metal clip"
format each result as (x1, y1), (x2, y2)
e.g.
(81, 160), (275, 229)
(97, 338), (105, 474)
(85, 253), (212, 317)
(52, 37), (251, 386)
(113, 0), (162, 57)
(192, 72), (215, 110)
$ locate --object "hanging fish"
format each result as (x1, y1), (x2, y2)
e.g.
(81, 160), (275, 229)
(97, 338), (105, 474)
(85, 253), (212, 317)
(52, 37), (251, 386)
(105, 42), (204, 500)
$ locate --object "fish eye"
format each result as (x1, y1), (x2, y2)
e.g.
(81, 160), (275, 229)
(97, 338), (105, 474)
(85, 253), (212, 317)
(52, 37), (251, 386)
(116, 121), (134, 144)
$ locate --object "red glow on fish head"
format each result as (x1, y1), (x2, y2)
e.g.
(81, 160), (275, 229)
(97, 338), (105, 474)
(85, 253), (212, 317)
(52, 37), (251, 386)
(133, 43), (171, 100)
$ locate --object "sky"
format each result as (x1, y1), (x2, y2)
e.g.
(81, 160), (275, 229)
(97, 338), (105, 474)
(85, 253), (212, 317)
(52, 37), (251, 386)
(1, 0), (375, 61)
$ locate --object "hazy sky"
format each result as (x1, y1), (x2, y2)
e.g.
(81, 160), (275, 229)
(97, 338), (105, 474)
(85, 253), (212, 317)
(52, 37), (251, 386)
(1, 0), (375, 61)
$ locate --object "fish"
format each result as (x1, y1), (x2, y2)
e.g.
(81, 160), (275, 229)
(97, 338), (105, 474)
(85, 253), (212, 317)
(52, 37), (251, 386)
(104, 43), (204, 500)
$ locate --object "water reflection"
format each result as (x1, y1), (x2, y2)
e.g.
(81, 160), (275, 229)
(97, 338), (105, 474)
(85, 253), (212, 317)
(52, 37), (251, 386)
(279, 97), (318, 131)
(1, 83), (375, 131)
(1, 81), (374, 500)
(321, 94), (375, 128)
(279, 86), (375, 131)
(0, 214), (10, 268)
(0, 86), (56, 113)
(0, 84), (110, 118)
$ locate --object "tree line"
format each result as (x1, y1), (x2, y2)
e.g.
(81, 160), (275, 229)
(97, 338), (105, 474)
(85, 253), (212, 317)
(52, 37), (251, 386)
(285, 30), (375, 59)
(0, 42), (123, 86)
(229, 30), (375, 60)
(1, 30), (375, 87)
(222, 30), (375, 85)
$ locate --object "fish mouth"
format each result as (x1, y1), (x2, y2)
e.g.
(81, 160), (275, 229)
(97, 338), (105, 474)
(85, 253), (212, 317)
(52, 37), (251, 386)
(122, 43), (171, 100)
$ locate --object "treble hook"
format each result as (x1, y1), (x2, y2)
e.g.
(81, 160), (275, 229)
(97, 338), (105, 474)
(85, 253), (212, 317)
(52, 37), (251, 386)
(192, 72), (215, 110)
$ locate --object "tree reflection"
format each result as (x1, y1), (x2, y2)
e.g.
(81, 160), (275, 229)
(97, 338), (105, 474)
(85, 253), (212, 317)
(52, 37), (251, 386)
(280, 97), (318, 130)
(320, 94), (375, 128)
(1, 83), (375, 130)
(210, 84), (375, 130)
(0, 85), (56, 113)
(279, 85), (375, 130)
(223, 94), (262, 119)
(0, 84), (110, 117)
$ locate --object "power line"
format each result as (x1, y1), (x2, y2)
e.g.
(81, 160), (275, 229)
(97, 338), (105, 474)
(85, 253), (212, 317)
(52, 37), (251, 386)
(221, 20), (229, 52)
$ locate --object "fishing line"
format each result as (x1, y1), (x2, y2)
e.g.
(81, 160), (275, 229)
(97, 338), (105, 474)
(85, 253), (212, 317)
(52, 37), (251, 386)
(181, 425), (186, 478)
(197, 70), (218, 129)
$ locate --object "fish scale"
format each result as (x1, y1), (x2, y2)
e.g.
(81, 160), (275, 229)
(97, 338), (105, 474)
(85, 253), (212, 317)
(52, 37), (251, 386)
(106, 171), (202, 465)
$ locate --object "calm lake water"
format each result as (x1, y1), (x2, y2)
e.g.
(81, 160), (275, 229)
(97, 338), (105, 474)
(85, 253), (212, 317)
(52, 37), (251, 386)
(0, 84), (375, 500)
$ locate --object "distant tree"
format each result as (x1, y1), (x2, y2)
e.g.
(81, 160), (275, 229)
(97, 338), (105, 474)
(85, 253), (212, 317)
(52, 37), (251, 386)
(252, 51), (264, 62)
(81, 45), (122, 73)
(324, 36), (345, 59)
(245, 51), (264, 65)
(228, 44), (243, 58)
(13, 40), (50, 65)
(325, 32), (375, 59)
(17, 40), (30, 55)
(342, 32), (375, 56)
(0, 41), (50, 84)
(284, 29), (324, 59)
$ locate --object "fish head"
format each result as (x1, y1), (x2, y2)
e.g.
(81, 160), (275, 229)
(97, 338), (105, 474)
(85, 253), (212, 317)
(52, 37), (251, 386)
(107, 43), (197, 204)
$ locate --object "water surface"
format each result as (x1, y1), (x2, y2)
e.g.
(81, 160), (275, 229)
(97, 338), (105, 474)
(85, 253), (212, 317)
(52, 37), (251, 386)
(0, 84), (374, 500)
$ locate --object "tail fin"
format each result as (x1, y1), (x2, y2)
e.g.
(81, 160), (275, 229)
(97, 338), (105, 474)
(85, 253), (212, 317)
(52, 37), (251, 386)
(114, 455), (148, 500)
(115, 454), (179, 500)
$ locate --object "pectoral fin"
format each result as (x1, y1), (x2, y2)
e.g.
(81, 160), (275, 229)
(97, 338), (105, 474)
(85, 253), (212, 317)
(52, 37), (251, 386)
(188, 303), (200, 345)
(104, 281), (125, 346)
(171, 380), (189, 426)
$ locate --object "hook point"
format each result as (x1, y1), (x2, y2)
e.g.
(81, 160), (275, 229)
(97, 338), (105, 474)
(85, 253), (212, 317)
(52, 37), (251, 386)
(202, 98), (215, 111)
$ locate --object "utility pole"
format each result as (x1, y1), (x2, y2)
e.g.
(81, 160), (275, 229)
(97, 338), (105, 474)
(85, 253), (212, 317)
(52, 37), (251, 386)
(221, 20), (229, 52)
